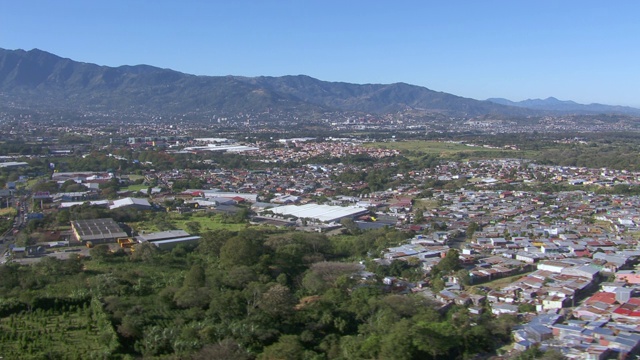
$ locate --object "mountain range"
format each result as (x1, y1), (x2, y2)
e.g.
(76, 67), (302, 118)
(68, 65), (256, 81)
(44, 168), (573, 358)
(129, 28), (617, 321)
(487, 97), (640, 116)
(1, 48), (638, 118)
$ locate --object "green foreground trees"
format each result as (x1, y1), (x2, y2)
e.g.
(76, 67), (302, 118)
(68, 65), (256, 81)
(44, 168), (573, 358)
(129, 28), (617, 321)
(0, 227), (517, 359)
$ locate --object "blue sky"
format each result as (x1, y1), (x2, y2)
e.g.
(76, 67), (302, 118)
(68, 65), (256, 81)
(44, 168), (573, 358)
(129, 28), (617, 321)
(2, 1), (640, 107)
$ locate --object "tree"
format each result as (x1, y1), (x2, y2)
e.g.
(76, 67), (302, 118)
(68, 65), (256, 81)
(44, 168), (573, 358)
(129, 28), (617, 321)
(466, 222), (479, 240)
(192, 339), (251, 360)
(456, 269), (471, 286)
(224, 266), (256, 289)
(174, 264), (209, 308)
(302, 262), (361, 294)
(56, 210), (71, 225)
(117, 315), (144, 339)
(219, 235), (263, 268)
(258, 284), (296, 318)
(31, 181), (59, 193)
(379, 319), (417, 360)
(131, 242), (158, 262)
(430, 277), (445, 292)
(185, 221), (201, 235)
(90, 244), (111, 261)
(197, 229), (234, 257)
(414, 208), (424, 224)
(433, 249), (461, 275)
(183, 264), (206, 288)
(412, 321), (459, 359)
(340, 218), (360, 235)
(258, 335), (314, 360)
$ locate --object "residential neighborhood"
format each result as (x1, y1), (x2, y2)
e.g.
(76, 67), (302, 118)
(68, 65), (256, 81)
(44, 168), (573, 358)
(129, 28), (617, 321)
(4, 134), (640, 358)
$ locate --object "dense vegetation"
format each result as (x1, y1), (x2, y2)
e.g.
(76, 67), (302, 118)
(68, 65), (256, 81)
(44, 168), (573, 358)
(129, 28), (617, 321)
(0, 226), (518, 359)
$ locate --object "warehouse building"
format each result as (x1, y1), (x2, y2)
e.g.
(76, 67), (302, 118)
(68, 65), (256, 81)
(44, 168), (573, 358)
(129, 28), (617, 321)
(266, 204), (369, 223)
(71, 218), (128, 245)
(136, 230), (201, 250)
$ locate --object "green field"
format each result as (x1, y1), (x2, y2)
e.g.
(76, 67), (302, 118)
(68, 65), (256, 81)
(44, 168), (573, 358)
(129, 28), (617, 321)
(131, 212), (250, 233)
(413, 198), (440, 210)
(470, 272), (532, 291)
(172, 213), (249, 232)
(122, 183), (149, 192)
(366, 140), (527, 159)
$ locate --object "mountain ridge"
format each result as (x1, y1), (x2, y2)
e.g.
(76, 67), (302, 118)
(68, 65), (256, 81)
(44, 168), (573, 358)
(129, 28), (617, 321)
(1, 47), (636, 119)
(487, 97), (640, 116)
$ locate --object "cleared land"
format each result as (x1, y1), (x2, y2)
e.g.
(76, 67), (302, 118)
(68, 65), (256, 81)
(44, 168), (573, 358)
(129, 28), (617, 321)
(173, 213), (248, 232)
(132, 212), (249, 233)
(122, 183), (148, 192)
(366, 140), (527, 159)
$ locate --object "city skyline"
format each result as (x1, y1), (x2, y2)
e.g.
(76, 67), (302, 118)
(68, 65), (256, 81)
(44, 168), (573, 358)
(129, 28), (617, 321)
(2, 1), (639, 107)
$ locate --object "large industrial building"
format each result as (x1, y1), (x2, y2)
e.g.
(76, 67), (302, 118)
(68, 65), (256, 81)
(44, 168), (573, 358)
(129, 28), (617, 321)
(136, 230), (201, 250)
(266, 204), (369, 223)
(71, 218), (128, 245)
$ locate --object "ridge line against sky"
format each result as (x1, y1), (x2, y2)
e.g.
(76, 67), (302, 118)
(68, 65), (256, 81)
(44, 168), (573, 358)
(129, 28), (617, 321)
(2, 1), (640, 107)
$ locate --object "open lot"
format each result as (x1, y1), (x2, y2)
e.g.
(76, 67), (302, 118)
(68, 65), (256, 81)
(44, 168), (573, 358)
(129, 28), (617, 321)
(366, 140), (527, 159)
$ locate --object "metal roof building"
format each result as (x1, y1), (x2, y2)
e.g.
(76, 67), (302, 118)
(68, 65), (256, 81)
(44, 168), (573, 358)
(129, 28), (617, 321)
(149, 236), (201, 250)
(267, 204), (369, 223)
(71, 218), (128, 244)
(109, 197), (152, 210)
(136, 230), (190, 243)
(135, 230), (200, 250)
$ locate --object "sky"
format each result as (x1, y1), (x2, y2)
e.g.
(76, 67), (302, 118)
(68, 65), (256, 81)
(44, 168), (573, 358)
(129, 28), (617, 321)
(2, 1), (640, 107)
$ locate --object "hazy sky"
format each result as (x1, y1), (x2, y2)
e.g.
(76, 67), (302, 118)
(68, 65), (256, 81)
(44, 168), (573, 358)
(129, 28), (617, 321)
(2, 1), (639, 106)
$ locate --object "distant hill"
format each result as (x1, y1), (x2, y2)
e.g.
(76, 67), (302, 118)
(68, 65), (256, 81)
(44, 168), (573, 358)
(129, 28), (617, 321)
(237, 75), (524, 115)
(0, 48), (313, 115)
(0, 48), (531, 118)
(487, 97), (640, 116)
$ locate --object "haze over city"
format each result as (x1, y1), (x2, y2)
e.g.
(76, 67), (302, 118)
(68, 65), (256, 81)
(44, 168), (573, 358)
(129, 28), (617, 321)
(3, 0), (639, 107)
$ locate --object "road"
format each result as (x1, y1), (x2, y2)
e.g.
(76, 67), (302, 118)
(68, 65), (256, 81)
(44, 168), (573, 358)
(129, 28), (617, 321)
(0, 192), (30, 265)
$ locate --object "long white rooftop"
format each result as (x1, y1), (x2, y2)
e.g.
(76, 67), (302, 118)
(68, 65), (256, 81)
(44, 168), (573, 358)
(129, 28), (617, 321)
(268, 203), (368, 223)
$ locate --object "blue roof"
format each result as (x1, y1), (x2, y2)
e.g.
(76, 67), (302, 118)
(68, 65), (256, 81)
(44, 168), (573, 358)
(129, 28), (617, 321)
(593, 327), (614, 336)
(526, 324), (553, 335)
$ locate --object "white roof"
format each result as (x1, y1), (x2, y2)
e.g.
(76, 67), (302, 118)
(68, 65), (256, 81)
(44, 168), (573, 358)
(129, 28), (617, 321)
(268, 203), (369, 223)
(0, 161), (28, 168)
(59, 200), (109, 208)
(109, 197), (151, 210)
(197, 191), (257, 202)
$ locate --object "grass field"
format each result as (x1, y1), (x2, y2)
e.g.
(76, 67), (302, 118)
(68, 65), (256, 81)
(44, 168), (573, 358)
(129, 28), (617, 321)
(413, 198), (440, 210)
(122, 183), (148, 192)
(470, 272), (532, 291)
(172, 213), (249, 232)
(365, 140), (527, 159)
(131, 212), (249, 233)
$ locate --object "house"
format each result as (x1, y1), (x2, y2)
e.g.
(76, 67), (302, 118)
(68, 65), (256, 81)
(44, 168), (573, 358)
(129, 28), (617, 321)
(615, 270), (640, 284)
(561, 265), (600, 280)
(537, 260), (571, 273)
(523, 324), (554, 342)
(491, 303), (518, 315)
(541, 295), (571, 310)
